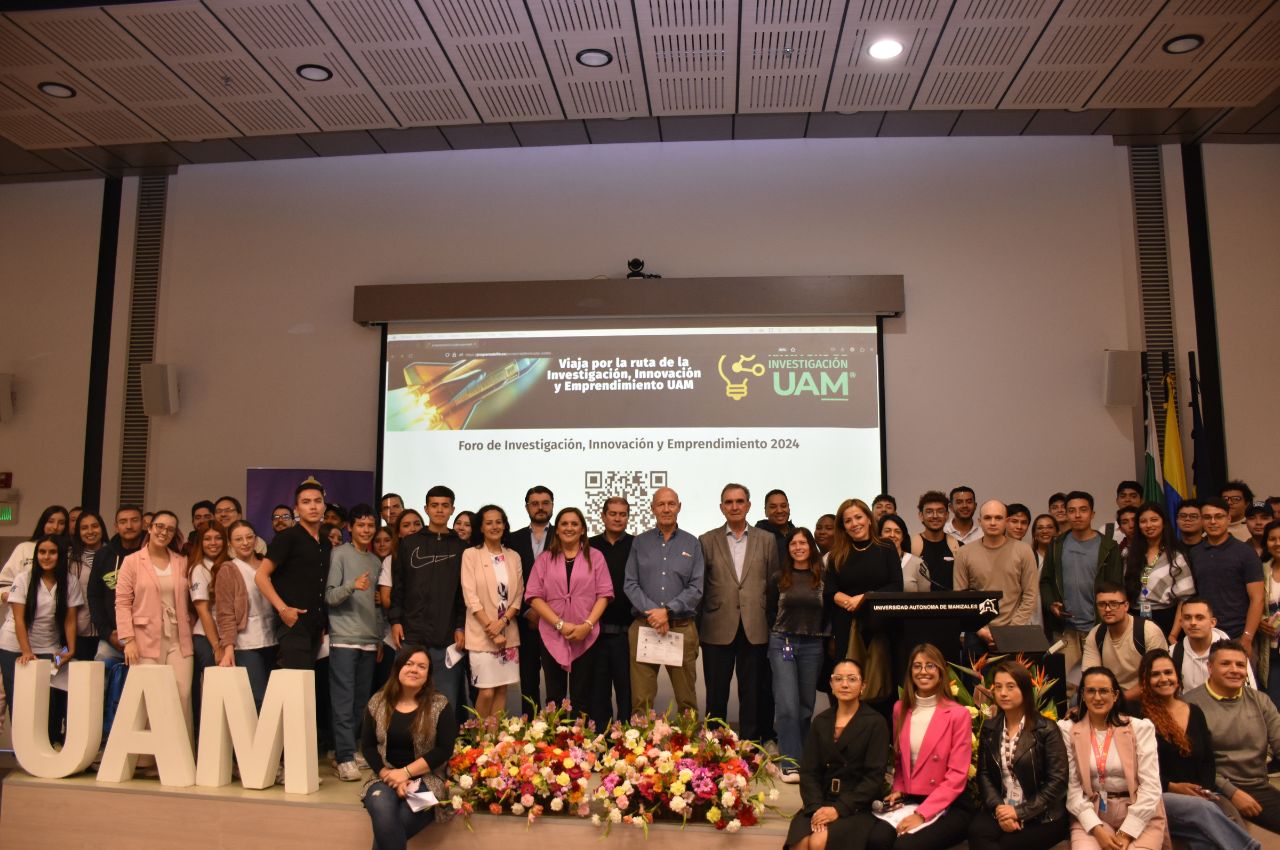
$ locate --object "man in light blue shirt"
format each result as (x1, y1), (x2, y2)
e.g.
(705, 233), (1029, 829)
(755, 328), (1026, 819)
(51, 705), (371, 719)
(624, 487), (704, 715)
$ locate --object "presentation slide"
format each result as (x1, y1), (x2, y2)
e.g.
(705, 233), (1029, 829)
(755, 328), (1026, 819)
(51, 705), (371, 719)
(382, 325), (882, 536)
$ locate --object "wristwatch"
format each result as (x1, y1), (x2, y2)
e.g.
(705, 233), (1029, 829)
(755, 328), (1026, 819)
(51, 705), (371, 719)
(554, 619), (564, 632)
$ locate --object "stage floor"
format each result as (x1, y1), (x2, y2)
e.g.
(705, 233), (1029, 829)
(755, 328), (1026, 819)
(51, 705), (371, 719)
(0, 760), (799, 849)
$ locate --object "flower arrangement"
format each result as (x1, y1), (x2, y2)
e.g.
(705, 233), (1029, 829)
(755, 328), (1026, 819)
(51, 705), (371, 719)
(447, 701), (603, 826)
(592, 710), (783, 836)
(446, 703), (785, 836)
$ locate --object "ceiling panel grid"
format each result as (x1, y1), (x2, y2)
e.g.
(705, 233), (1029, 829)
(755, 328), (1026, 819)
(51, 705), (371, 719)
(826, 0), (950, 112)
(1001, 0), (1165, 109)
(525, 0), (647, 118)
(636, 0), (739, 114)
(914, 0), (1059, 110)
(10, 8), (239, 142)
(311, 0), (478, 124)
(1176, 1), (1280, 106)
(205, 0), (398, 130)
(0, 16), (159, 146)
(1091, 0), (1273, 108)
(738, 0), (847, 112)
(416, 0), (564, 122)
(108, 1), (318, 135)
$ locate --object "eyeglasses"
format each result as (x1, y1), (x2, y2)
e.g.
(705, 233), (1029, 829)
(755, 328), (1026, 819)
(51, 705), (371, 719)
(150, 524), (176, 535)
(922, 509), (948, 517)
(911, 662), (940, 673)
(1224, 495), (1245, 504)
(1083, 688), (1115, 697)
(1096, 600), (1127, 610)
(271, 513), (293, 521)
(830, 675), (862, 684)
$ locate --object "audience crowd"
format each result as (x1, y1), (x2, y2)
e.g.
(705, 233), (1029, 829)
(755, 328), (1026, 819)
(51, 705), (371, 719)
(2, 475), (1279, 850)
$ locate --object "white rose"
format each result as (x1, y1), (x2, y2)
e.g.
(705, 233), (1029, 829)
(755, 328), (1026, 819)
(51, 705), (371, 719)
(524, 743), (536, 755)
(592, 815), (602, 826)
(452, 796), (464, 809)
(721, 791), (736, 808)
(459, 775), (474, 789)
(669, 797), (686, 813)
(609, 809), (623, 823)
(512, 803), (525, 816)
(726, 819), (741, 833)
(550, 797), (564, 812)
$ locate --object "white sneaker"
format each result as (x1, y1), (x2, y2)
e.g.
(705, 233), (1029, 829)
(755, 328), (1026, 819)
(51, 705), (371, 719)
(354, 753), (369, 770)
(337, 761), (362, 782)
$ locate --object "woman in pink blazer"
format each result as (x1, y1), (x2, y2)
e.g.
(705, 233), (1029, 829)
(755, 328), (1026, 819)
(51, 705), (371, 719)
(460, 504), (523, 720)
(870, 643), (974, 849)
(115, 509), (195, 738)
(524, 507), (613, 729)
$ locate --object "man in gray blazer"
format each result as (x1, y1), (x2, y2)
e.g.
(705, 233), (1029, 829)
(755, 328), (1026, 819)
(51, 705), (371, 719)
(698, 483), (779, 742)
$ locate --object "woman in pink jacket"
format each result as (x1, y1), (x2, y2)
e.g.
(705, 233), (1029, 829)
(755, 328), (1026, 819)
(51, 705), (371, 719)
(524, 507), (613, 729)
(115, 509), (194, 739)
(870, 643), (974, 849)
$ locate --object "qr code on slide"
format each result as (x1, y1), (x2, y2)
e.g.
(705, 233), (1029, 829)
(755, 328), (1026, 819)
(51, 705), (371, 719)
(583, 470), (667, 536)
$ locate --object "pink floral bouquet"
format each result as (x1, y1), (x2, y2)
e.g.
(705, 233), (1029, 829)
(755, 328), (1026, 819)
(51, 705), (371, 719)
(447, 701), (602, 827)
(591, 709), (783, 836)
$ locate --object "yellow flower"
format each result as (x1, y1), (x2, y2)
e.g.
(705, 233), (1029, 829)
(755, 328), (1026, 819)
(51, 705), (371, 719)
(557, 773), (571, 786)
(508, 766), (519, 776)
(671, 782), (686, 796)
(563, 757), (576, 769)
(707, 806), (722, 823)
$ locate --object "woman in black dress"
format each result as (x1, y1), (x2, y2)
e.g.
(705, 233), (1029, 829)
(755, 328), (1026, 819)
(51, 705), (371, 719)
(824, 499), (903, 706)
(787, 658), (890, 850)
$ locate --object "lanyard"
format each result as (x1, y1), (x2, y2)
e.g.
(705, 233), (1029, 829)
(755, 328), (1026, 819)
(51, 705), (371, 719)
(1090, 727), (1114, 791)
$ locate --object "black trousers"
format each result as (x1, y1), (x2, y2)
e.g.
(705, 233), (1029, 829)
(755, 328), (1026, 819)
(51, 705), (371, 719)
(701, 623), (764, 741)
(967, 811), (1067, 850)
(276, 609), (325, 669)
(540, 639), (606, 730)
(867, 807), (971, 850)
(517, 615), (543, 712)
(1240, 782), (1280, 834)
(595, 627), (632, 723)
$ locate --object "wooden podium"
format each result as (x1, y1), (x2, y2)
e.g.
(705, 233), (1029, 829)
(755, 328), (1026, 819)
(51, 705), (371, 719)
(859, 591), (1002, 670)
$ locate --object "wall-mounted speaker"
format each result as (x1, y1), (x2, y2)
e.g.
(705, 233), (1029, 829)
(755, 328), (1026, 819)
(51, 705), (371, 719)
(0, 374), (12, 422)
(141, 363), (179, 416)
(1103, 350), (1142, 407)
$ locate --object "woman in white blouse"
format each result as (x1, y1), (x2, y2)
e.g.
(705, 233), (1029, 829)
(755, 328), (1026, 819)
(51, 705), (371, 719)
(1124, 504), (1195, 640)
(1060, 666), (1168, 850)
(214, 520), (279, 709)
(460, 504), (522, 719)
(0, 534), (83, 743)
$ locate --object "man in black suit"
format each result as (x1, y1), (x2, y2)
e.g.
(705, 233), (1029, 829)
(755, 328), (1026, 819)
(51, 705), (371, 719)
(507, 485), (554, 712)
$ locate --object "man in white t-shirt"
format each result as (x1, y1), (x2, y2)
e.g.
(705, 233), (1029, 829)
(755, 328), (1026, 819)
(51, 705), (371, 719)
(1174, 596), (1256, 691)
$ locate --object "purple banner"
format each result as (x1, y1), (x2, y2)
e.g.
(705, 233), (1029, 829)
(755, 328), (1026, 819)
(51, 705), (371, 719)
(245, 468), (376, 543)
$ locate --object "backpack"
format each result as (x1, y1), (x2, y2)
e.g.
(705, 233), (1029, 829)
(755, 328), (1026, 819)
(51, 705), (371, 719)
(1094, 618), (1147, 657)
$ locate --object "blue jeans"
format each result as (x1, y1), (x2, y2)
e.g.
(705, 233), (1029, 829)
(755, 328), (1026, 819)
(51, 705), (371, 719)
(363, 780), (435, 850)
(234, 646), (277, 710)
(330, 647), (376, 763)
(1163, 790), (1259, 850)
(768, 633), (823, 769)
(191, 633), (217, 734)
(425, 644), (467, 726)
(1266, 649), (1280, 711)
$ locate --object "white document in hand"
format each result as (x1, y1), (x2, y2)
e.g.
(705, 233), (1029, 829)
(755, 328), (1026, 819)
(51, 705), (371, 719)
(405, 779), (440, 813)
(635, 626), (684, 666)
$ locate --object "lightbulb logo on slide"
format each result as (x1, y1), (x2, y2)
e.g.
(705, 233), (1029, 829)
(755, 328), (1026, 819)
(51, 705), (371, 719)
(718, 354), (765, 400)
(718, 351), (855, 402)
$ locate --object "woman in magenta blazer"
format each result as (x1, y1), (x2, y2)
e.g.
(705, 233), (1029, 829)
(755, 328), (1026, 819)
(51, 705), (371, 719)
(524, 507), (613, 729)
(869, 643), (974, 849)
(115, 509), (195, 738)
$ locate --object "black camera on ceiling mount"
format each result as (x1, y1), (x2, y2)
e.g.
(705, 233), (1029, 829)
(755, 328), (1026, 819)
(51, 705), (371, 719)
(625, 258), (661, 279)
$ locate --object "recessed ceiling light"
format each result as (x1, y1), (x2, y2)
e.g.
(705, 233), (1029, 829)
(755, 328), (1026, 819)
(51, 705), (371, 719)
(1162, 34), (1204, 55)
(296, 64), (333, 82)
(37, 81), (76, 99)
(868, 39), (904, 60)
(575, 48), (613, 68)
